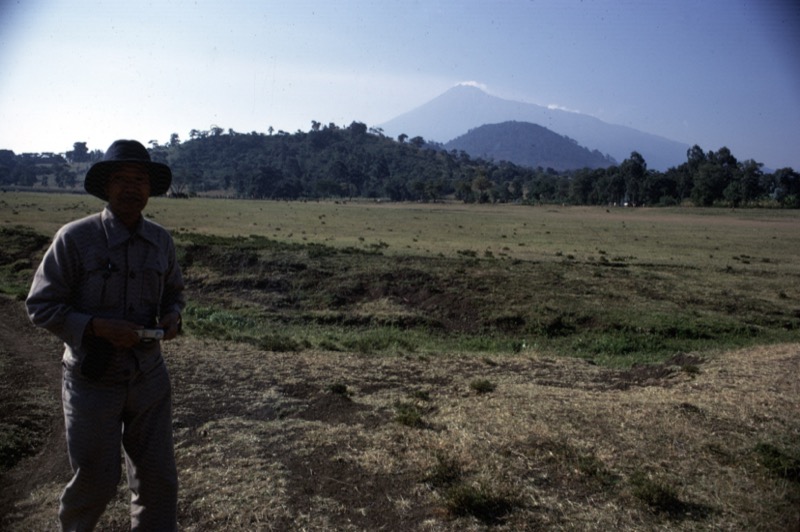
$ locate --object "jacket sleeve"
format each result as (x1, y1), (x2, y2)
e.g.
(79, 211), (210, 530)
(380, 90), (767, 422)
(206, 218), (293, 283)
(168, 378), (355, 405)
(26, 229), (92, 349)
(161, 235), (186, 318)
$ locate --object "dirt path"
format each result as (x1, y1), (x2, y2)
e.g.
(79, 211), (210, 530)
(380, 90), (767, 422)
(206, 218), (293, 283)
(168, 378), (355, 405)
(0, 296), (69, 520)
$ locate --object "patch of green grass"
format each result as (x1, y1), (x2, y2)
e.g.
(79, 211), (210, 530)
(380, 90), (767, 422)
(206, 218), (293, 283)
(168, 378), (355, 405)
(183, 305), (258, 340)
(10, 196), (799, 367)
(0, 225), (50, 299)
(452, 334), (529, 354)
(340, 328), (418, 354)
(257, 333), (306, 352)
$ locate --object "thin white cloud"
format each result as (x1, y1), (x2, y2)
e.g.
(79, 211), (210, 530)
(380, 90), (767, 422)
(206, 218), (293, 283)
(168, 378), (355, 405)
(456, 80), (489, 91)
(547, 103), (581, 114)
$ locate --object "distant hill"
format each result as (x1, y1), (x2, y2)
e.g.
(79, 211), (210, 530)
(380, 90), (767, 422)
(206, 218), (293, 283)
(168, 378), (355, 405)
(379, 85), (690, 171)
(444, 121), (616, 171)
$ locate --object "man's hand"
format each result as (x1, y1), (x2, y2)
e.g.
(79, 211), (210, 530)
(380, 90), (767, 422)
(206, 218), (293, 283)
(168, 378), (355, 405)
(90, 318), (143, 349)
(158, 312), (182, 341)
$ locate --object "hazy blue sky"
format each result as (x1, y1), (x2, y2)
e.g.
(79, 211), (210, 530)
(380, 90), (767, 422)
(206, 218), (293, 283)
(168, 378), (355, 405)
(1, 0), (798, 169)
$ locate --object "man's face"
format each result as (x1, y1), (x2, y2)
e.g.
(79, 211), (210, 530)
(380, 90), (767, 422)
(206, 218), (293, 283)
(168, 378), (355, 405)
(105, 164), (151, 220)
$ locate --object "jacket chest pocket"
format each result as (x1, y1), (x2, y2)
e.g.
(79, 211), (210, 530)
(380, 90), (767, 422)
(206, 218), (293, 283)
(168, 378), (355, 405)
(79, 247), (167, 321)
(81, 259), (123, 312)
(133, 255), (168, 314)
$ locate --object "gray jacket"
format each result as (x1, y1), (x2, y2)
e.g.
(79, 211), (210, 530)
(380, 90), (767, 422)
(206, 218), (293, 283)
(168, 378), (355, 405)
(26, 206), (185, 375)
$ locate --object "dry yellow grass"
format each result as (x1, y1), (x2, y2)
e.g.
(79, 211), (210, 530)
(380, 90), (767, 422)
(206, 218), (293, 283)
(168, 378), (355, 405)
(7, 318), (796, 530)
(4, 193), (800, 270)
(170, 339), (800, 530)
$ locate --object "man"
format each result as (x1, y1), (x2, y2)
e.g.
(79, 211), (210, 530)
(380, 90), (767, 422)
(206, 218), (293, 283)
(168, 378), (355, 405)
(26, 139), (185, 531)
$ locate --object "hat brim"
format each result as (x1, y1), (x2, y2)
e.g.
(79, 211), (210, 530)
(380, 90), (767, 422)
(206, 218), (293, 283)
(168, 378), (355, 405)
(84, 161), (172, 201)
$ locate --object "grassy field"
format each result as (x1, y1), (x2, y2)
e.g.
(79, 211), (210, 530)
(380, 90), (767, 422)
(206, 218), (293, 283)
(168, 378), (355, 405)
(4, 192), (800, 267)
(3, 192), (798, 365)
(1, 191), (799, 530)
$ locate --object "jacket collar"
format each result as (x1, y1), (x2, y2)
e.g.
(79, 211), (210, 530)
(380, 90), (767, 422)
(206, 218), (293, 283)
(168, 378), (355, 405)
(101, 206), (160, 248)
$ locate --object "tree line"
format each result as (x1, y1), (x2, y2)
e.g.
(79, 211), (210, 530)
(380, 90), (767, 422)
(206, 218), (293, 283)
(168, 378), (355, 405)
(1, 123), (798, 208)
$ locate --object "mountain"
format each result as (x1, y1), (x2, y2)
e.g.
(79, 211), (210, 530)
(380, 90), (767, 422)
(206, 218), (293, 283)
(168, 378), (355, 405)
(379, 85), (691, 171)
(444, 121), (616, 171)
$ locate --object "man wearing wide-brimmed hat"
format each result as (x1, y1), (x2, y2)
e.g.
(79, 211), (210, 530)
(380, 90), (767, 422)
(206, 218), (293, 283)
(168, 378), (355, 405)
(27, 139), (184, 531)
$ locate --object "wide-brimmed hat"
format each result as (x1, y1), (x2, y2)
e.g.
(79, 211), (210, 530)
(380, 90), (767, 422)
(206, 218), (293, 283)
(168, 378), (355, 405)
(84, 139), (172, 200)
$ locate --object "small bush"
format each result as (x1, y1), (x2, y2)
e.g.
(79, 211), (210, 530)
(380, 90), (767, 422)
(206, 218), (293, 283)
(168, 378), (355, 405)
(0, 423), (46, 471)
(394, 401), (425, 428)
(754, 442), (800, 482)
(443, 483), (514, 525)
(682, 364), (700, 376)
(629, 472), (684, 515)
(424, 452), (462, 488)
(469, 379), (496, 394)
(410, 390), (431, 401)
(328, 383), (349, 396)
(576, 454), (618, 487)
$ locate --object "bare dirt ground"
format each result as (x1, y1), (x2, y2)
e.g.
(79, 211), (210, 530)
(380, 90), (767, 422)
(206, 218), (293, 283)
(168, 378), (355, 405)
(1, 295), (799, 531)
(0, 297), (70, 515)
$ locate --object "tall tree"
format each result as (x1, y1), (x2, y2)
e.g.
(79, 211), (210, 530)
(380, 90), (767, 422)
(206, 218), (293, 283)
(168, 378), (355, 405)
(737, 160), (764, 205)
(689, 147), (738, 206)
(773, 167), (800, 207)
(620, 151), (647, 206)
(66, 142), (89, 163)
(0, 149), (16, 185)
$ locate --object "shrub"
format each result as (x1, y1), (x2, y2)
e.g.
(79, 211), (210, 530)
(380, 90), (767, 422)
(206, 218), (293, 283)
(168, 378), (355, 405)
(410, 390), (431, 401)
(443, 483), (514, 525)
(423, 452), (462, 488)
(328, 383), (349, 396)
(754, 442), (800, 482)
(629, 472), (684, 515)
(469, 379), (496, 394)
(393, 401), (425, 428)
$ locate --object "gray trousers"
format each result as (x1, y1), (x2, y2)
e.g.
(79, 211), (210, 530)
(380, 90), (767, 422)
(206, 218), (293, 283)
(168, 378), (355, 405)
(60, 357), (178, 532)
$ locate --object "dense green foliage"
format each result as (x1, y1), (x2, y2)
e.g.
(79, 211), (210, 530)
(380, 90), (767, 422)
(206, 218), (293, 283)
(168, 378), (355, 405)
(2, 124), (797, 207)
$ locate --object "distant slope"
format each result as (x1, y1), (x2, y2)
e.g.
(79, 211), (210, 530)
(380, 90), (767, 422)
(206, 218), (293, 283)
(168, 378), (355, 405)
(379, 85), (690, 171)
(444, 121), (616, 171)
